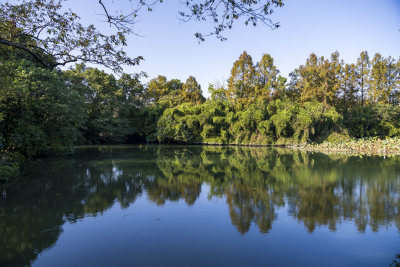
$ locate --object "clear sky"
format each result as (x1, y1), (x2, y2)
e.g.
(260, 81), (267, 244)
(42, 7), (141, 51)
(66, 0), (400, 97)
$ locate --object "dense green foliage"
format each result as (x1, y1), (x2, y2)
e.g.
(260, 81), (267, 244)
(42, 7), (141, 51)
(0, 60), (85, 156)
(0, 59), (85, 180)
(1, 48), (400, 181)
(1, 1), (399, 183)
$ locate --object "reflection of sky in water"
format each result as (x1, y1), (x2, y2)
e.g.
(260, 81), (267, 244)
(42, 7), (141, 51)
(0, 145), (399, 266)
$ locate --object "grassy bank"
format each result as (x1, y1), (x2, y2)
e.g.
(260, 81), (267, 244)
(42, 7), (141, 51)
(184, 137), (400, 156)
(299, 137), (400, 155)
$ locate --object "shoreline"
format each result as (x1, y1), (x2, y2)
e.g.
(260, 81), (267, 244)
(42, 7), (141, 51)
(162, 138), (400, 156)
(78, 138), (400, 156)
(3, 138), (399, 182)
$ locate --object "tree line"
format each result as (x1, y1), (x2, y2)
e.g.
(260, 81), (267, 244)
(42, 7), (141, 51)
(155, 51), (400, 145)
(1, 46), (400, 180)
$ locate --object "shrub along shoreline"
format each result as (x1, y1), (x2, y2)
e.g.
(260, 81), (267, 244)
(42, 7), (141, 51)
(301, 137), (400, 155)
(188, 137), (400, 155)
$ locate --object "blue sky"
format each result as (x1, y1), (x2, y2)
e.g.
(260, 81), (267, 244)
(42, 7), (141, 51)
(66, 0), (400, 97)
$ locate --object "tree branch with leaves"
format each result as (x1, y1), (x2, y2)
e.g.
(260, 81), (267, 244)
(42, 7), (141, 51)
(0, 0), (142, 72)
(0, 0), (284, 72)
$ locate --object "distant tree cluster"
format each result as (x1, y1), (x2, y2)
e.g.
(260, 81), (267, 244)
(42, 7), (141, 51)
(153, 51), (400, 144)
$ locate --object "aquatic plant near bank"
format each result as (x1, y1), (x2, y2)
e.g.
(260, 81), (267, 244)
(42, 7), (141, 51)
(303, 137), (400, 155)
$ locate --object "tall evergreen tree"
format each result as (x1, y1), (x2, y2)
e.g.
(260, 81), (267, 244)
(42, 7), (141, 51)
(180, 76), (205, 104)
(340, 63), (358, 109)
(356, 51), (370, 106)
(394, 57), (400, 105)
(147, 75), (169, 103)
(386, 56), (400, 105)
(297, 52), (341, 106)
(286, 69), (301, 101)
(369, 53), (389, 104)
(227, 51), (256, 106)
(255, 53), (279, 100)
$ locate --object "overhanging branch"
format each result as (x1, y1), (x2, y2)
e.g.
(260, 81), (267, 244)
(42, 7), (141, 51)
(0, 37), (52, 69)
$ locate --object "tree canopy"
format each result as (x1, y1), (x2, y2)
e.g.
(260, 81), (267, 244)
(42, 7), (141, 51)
(0, 0), (143, 72)
(0, 0), (284, 72)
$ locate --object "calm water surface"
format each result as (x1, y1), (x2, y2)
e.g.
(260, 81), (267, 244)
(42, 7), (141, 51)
(1, 145), (400, 266)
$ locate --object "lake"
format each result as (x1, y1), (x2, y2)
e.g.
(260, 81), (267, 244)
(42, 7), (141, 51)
(1, 145), (399, 266)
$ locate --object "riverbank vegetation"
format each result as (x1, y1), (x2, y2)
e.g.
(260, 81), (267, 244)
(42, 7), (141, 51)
(2, 48), (399, 181)
(303, 137), (400, 155)
(1, 1), (400, 181)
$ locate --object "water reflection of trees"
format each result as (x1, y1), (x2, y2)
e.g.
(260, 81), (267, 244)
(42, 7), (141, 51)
(1, 146), (400, 265)
(155, 147), (400, 234)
